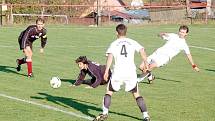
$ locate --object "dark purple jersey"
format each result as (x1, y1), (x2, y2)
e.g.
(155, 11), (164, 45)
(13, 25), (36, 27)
(18, 25), (47, 50)
(74, 61), (111, 88)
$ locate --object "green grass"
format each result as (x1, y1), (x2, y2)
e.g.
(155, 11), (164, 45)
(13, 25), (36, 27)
(0, 24), (215, 121)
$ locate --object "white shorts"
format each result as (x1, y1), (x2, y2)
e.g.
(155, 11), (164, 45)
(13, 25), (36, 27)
(147, 51), (170, 67)
(108, 76), (138, 92)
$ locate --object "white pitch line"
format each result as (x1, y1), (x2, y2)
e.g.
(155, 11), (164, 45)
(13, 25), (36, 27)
(0, 45), (214, 52)
(190, 45), (215, 52)
(0, 93), (94, 121)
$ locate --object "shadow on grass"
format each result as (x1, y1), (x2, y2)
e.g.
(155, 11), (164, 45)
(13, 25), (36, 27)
(156, 77), (181, 83)
(205, 69), (215, 72)
(0, 65), (27, 77)
(137, 73), (181, 84)
(61, 78), (93, 86)
(31, 92), (142, 120)
(60, 78), (76, 84)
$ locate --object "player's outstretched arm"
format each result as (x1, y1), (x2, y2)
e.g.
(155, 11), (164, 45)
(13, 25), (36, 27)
(40, 33), (47, 53)
(139, 48), (149, 73)
(186, 54), (200, 72)
(104, 54), (113, 81)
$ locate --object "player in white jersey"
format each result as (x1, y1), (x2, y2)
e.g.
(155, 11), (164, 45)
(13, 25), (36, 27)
(93, 24), (150, 121)
(139, 25), (200, 83)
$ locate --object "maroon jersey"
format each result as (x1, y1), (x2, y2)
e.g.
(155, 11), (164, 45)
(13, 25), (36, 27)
(18, 25), (47, 50)
(74, 61), (111, 88)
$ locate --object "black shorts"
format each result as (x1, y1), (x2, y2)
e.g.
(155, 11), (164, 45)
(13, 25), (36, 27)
(18, 32), (32, 50)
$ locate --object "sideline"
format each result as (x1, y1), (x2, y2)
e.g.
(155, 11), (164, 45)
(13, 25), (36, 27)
(0, 45), (214, 52)
(190, 45), (215, 52)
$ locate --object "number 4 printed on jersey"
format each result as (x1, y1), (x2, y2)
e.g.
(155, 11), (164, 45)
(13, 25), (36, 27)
(121, 45), (127, 57)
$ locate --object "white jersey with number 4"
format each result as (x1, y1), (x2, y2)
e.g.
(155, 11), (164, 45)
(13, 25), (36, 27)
(106, 37), (143, 81)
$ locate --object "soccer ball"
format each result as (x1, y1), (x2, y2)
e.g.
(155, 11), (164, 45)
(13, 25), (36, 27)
(50, 77), (61, 88)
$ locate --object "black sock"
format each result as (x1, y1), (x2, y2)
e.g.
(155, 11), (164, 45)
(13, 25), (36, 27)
(136, 96), (147, 112)
(103, 94), (111, 109)
(18, 57), (26, 65)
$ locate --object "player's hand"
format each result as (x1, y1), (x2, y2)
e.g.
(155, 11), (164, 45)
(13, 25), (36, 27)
(158, 32), (164, 37)
(193, 66), (200, 72)
(85, 86), (93, 89)
(140, 62), (149, 73)
(104, 72), (109, 81)
(139, 62), (145, 71)
(40, 48), (44, 53)
(192, 64), (200, 72)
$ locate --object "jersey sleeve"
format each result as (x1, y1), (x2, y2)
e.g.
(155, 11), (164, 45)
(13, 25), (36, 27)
(105, 43), (114, 56)
(133, 40), (144, 52)
(41, 29), (47, 48)
(74, 70), (87, 86)
(162, 33), (174, 41)
(182, 42), (191, 54)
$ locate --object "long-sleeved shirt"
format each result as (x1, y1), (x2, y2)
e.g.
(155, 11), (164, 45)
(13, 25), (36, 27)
(74, 61), (111, 88)
(18, 25), (47, 49)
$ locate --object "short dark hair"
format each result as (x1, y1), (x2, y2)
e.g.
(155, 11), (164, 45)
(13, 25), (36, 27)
(179, 25), (189, 33)
(36, 18), (45, 24)
(75, 56), (89, 64)
(116, 24), (127, 36)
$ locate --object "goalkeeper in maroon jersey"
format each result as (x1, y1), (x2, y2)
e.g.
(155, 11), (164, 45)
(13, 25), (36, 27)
(71, 56), (111, 88)
(16, 18), (47, 77)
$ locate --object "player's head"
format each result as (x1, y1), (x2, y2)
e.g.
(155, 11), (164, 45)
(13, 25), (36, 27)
(75, 56), (89, 70)
(116, 24), (127, 37)
(36, 18), (45, 31)
(178, 25), (189, 38)
(179, 25), (189, 33)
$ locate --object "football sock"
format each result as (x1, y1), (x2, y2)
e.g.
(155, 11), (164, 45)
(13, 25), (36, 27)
(143, 112), (150, 118)
(18, 57), (26, 65)
(136, 96), (147, 112)
(27, 61), (32, 75)
(102, 94), (111, 114)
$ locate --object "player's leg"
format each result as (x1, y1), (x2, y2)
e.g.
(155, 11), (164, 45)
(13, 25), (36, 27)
(24, 46), (33, 77)
(138, 55), (156, 83)
(138, 69), (155, 84)
(93, 81), (115, 121)
(16, 56), (27, 71)
(147, 64), (156, 84)
(16, 37), (26, 71)
(130, 85), (150, 121)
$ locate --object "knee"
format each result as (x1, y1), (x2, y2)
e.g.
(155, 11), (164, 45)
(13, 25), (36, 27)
(106, 91), (113, 96)
(133, 92), (140, 98)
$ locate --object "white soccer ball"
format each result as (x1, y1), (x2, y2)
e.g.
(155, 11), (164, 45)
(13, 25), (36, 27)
(50, 77), (61, 88)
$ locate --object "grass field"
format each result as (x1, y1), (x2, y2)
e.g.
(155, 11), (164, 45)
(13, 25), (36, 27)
(0, 24), (215, 121)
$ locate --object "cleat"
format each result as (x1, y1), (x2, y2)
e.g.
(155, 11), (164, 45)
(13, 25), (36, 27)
(93, 114), (108, 121)
(28, 73), (33, 78)
(16, 59), (21, 72)
(147, 73), (155, 84)
(143, 117), (150, 121)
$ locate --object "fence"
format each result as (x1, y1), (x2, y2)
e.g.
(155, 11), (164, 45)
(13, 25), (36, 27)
(1, 3), (215, 26)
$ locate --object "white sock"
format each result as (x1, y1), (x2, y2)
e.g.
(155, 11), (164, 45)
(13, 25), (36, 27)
(143, 112), (149, 118)
(102, 105), (109, 115)
(148, 74), (153, 80)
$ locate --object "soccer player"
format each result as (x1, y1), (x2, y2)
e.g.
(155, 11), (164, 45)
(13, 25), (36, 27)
(138, 25), (200, 83)
(16, 18), (47, 77)
(93, 24), (150, 121)
(71, 56), (111, 88)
